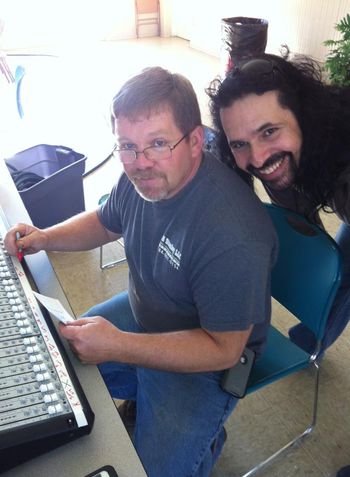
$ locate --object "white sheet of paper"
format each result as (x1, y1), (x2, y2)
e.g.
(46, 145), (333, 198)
(33, 291), (75, 324)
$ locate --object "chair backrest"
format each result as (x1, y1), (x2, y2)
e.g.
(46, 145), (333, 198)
(135, 0), (159, 14)
(265, 203), (343, 340)
(135, 0), (160, 37)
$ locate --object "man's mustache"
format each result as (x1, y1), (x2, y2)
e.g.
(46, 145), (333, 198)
(247, 151), (288, 175)
(131, 172), (164, 180)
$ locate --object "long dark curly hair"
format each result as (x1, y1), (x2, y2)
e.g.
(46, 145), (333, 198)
(207, 51), (350, 214)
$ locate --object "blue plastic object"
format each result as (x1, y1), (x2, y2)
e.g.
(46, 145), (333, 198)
(15, 65), (25, 118)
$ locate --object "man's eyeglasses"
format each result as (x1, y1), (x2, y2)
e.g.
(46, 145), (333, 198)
(112, 133), (189, 164)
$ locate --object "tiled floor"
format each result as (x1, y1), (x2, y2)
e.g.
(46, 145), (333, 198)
(29, 37), (350, 477)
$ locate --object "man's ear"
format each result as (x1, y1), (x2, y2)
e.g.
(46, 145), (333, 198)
(189, 125), (204, 155)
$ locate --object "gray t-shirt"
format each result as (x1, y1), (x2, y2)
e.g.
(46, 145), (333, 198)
(98, 153), (277, 355)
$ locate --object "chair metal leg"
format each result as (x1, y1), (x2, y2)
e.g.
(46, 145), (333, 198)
(99, 239), (127, 270)
(241, 360), (320, 477)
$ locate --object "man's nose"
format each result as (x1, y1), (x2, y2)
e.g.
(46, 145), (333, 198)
(250, 143), (270, 169)
(134, 151), (154, 168)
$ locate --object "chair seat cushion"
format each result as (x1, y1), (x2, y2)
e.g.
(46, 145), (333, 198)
(247, 326), (311, 393)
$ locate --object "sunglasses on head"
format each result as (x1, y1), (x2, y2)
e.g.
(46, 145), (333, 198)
(234, 58), (284, 80)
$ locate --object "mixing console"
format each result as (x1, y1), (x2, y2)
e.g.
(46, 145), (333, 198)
(0, 210), (94, 471)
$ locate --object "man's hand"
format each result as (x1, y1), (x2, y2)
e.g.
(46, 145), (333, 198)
(4, 223), (48, 256)
(4, 211), (120, 256)
(59, 317), (121, 364)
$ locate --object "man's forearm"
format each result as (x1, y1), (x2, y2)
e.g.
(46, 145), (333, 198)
(114, 327), (251, 373)
(44, 210), (119, 251)
(60, 317), (252, 373)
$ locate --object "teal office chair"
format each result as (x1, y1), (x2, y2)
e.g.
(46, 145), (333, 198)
(98, 193), (127, 270)
(241, 203), (343, 477)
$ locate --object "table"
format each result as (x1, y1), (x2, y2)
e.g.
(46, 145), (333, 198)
(0, 159), (147, 477)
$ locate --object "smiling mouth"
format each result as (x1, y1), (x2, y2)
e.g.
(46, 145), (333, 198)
(259, 156), (284, 175)
(248, 151), (298, 190)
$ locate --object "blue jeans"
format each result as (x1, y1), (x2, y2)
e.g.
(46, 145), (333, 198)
(84, 291), (238, 477)
(336, 465), (350, 477)
(289, 222), (350, 354)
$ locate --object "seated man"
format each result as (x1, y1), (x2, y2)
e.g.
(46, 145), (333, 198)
(5, 66), (277, 477)
(207, 52), (350, 356)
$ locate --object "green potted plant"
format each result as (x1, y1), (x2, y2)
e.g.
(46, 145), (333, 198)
(324, 13), (350, 86)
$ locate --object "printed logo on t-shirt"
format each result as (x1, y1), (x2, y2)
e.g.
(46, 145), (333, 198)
(158, 235), (182, 270)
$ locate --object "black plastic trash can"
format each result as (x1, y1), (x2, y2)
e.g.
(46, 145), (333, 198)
(221, 16), (268, 73)
(6, 144), (87, 228)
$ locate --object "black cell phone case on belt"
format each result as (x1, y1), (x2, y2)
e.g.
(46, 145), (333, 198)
(220, 347), (256, 398)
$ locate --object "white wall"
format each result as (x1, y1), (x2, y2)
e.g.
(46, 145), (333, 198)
(1, 0), (349, 62)
(159, 0), (173, 37)
(169, 0), (191, 39)
(171, 0), (350, 62)
(0, 0), (136, 49)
